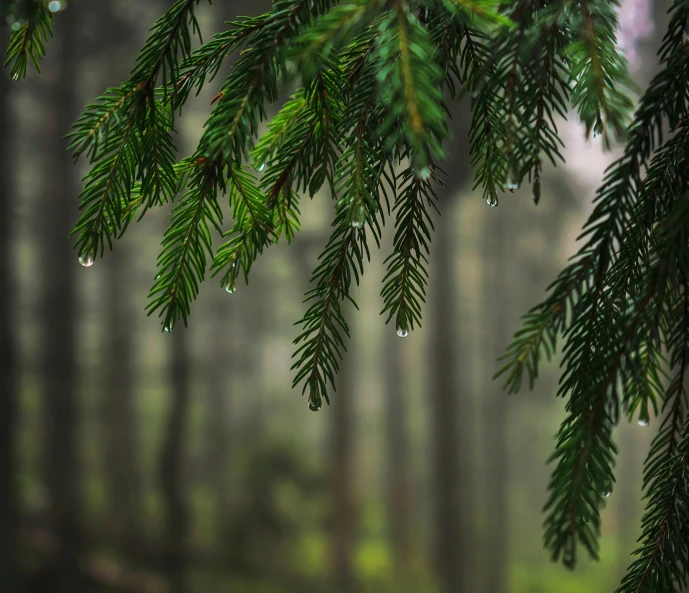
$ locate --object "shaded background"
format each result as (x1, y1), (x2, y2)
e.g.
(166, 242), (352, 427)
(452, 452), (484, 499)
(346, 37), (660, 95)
(0, 1), (673, 592)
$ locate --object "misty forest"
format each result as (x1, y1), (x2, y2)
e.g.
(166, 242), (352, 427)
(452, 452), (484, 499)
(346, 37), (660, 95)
(1, 1), (689, 593)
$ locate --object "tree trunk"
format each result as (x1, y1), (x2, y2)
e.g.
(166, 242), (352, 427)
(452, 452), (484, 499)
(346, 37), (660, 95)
(384, 334), (413, 573)
(428, 215), (465, 593)
(102, 248), (144, 543)
(205, 297), (231, 523)
(482, 211), (509, 593)
(40, 8), (85, 592)
(330, 333), (356, 592)
(159, 328), (191, 593)
(0, 30), (20, 593)
(92, 0), (144, 549)
(428, 98), (472, 593)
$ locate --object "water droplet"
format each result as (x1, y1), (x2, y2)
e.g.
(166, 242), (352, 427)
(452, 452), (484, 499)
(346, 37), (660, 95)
(396, 324), (409, 338)
(11, 21), (21, 31)
(486, 193), (498, 208)
(638, 418), (649, 427)
(603, 488), (612, 498)
(78, 252), (95, 268)
(308, 386), (322, 412)
(350, 204), (366, 228)
(506, 166), (520, 190)
(257, 163), (266, 172)
(563, 553), (574, 569)
(471, 91), (478, 98)
(416, 167), (431, 181)
(224, 278), (236, 294)
(48, 1), (63, 12)
(163, 323), (173, 333)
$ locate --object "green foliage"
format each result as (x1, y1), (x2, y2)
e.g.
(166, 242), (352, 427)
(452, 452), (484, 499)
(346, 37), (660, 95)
(4, 0), (689, 589)
(3, 0), (54, 80)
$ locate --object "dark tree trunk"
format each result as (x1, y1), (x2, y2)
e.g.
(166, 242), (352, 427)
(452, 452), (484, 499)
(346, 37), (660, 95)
(428, 100), (472, 593)
(102, 248), (144, 542)
(428, 216), (465, 593)
(482, 211), (509, 593)
(40, 8), (85, 592)
(384, 335), (413, 573)
(330, 333), (356, 593)
(159, 328), (191, 593)
(0, 31), (20, 593)
(205, 297), (231, 522)
(92, 0), (144, 548)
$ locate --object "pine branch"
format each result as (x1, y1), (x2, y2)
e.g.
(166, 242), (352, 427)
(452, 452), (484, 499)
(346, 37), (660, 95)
(3, 0), (53, 80)
(146, 158), (223, 331)
(375, 0), (448, 173)
(129, 0), (204, 93)
(498, 0), (689, 399)
(210, 165), (274, 293)
(567, 0), (635, 147)
(617, 410), (689, 593)
(169, 12), (268, 110)
(380, 166), (439, 337)
(70, 94), (142, 260)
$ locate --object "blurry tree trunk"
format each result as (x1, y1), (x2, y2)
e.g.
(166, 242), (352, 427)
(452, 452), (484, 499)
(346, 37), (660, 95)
(102, 248), (144, 542)
(330, 320), (356, 592)
(205, 298), (231, 521)
(482, 212), (509, 593)
(384, 335), (413, 573)
(428, 102), (472, 593)
(616, 423), (639, 577)
(40, 8), (85, 592)
(0, 34), (20, 593)
(428, 215), (465, 593)
(159, 328), (191, 593)
(94, 0), (144, 547)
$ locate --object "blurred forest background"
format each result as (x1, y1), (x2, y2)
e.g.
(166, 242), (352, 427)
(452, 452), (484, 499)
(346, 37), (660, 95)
(0, 1), (676, 592)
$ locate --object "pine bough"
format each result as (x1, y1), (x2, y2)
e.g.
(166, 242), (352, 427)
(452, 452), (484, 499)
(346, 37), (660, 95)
(4, 0), (689, 588)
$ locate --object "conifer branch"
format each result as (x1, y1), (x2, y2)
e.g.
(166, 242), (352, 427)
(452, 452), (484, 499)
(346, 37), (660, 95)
(376, 1), (447, 172)
(3, 0), (53, 80)
(381, 166), (439, 337)
(568, 0), (635, 146)
(146, 158), (223, 331)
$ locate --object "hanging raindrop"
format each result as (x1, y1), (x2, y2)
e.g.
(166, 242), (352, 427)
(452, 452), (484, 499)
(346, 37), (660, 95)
(350, 204), (366, 228)
(506, 166), (520, 190)
(416, 167), (431, 181)
(78, 252), (95, 268)
(224, 278), (237, 294)
(48, 1), (64, 12)
(308, 400), (321, 412)
(486, 192), (498, 208)
(257, 163), (266, 172)
(638, 417), (649, 427)
(603, 488), (612, 498)
(163, 323), (173, 333)
(396, 323), (409, 338)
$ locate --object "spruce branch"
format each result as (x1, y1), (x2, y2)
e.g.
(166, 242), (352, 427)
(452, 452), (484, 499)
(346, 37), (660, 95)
(567, 0), (635, 147)
(375, 1), (448, 172)
(146, 158), (224, 331)
(617, 410), (689, 593)
(380, 166), (440, 337)
(3, 0), (53, 80)
(210, 165), (274, 293)
(129, 0), (204, 93)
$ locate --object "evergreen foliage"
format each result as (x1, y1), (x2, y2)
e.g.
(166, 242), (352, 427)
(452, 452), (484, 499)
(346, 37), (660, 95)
(4, 0), (689, 590)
